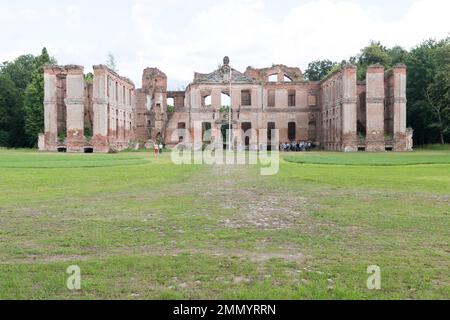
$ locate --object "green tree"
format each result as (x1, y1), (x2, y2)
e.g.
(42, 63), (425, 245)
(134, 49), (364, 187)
(304, 60), (338, 81)
(23, 48), (54, 147)
(425, 44), (450, 144)
(353, 41), (392, 81)
(405, 38), (449, 145)
(0, 74), (23, 147)
(0, 54), (36, 91)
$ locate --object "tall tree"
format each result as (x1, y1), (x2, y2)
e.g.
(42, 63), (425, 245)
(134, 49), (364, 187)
(425, 43), (450, 144)
(23, 48), (54, 147)
(0, 74), (22, 147)
(304, 60), (338, 81)
(352, 41), (392, 81)
(405, 38), (449, 145)
(0, 54), (36, 91)
(106, 52), (118, 72)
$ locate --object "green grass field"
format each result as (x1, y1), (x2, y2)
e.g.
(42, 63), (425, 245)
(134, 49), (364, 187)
(0, 147), (449, 300)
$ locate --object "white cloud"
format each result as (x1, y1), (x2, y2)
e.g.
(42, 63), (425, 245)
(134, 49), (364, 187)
(1, 0), (449, 89)
(66, 6), (81, 30)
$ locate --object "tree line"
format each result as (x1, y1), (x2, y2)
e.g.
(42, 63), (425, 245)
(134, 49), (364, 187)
(0, 40), (449, 148)
(0, 48), (54, 147)
(304, 38), (450, 145)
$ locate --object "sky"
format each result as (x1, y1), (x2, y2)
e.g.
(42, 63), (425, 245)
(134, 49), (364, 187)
(0, 0), (449, 89)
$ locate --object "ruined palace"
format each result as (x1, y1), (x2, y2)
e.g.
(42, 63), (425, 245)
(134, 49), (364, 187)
(39, 57), (413, 153)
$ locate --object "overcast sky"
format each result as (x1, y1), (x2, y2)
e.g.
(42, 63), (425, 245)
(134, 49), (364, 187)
(1, 0), (449, 89)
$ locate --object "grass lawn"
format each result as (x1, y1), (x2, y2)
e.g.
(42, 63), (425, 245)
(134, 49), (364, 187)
(0, 147), (449, 299)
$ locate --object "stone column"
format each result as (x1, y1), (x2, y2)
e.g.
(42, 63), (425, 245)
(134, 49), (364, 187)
(65, 66), (85, 152)
(341, 65), (358, 152)
(92, 66), (109, 152)
(43, 66), (59, 151)
(211, 88), (221, 109)
(366, 64), (385, 152)
(392, 64), (408, 151)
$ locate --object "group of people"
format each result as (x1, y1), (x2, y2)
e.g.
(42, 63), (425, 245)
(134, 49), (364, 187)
(280, 141), (314, 152)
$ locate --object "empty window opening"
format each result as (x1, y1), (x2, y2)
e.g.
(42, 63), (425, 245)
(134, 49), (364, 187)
(84, 147), (94, 153)
(221, 92), (230, 108)
(57, 147), (67, 153)
(268, 74), (278, 82)
(241, 90), (251, 106)
(288, 90), (296, 107)
(178, 122), (186, 142)
(288, 122), (296, 141)
(203, 95), (212, 107)
(268, 90), (276, 107)
(267, 122), (276, 141)
(284, 75), (293, 82)
(241, 122), (252, 148)
(167, 98), (175, 108)
(202, 122), (212, 142)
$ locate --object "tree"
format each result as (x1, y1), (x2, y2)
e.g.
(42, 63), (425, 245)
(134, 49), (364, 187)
(23, 48), (54, 147)
(304, 60), (338, 81)
(106, 53), (118, 72)
(388, 46), (408, 65)
(425, 44), (450, 144)
(353, 41), (392, 81)
(405, 38), (449, 145)
(0, 54), (36, 91)
(0, 74), (22, 147)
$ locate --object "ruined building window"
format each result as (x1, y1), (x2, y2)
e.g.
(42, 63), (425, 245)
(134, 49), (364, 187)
(288, 90), (296, 107)
(221, 92), (230, 108)
(268, 74), (278, 82)
(203, 95), (212, 107)
(202, 122), (212, 142)
(288, 122), (296, 141)
(115, 82), (118, 101)
(241, 90), (251, 106)
(267, 122), (276, 141)
(167, 98), (175, 112)
(268, 90), (275, 107)
(123, 86), (126, 104)
(284, 75), (293, 82)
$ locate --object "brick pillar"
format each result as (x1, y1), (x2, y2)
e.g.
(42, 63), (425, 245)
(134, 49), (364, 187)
(392, 64), (408, 151)
(43, 66), (59, 151)
(341, 64), (358, 152)
(92, 66), (109, 152)
(65, 66), (85, 152)
(366, 64), (386, 152)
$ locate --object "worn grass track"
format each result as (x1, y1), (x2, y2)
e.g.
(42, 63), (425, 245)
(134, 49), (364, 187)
(0, 148), (448, 299)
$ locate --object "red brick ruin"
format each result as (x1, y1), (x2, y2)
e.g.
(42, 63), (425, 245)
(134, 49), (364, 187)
(39, 57), (413, 153)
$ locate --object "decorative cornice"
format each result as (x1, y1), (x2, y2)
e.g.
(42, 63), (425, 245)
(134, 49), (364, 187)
(65, 98), (84, 105)
(342, 98), (357, 104)
(366, 97), (385, 104)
